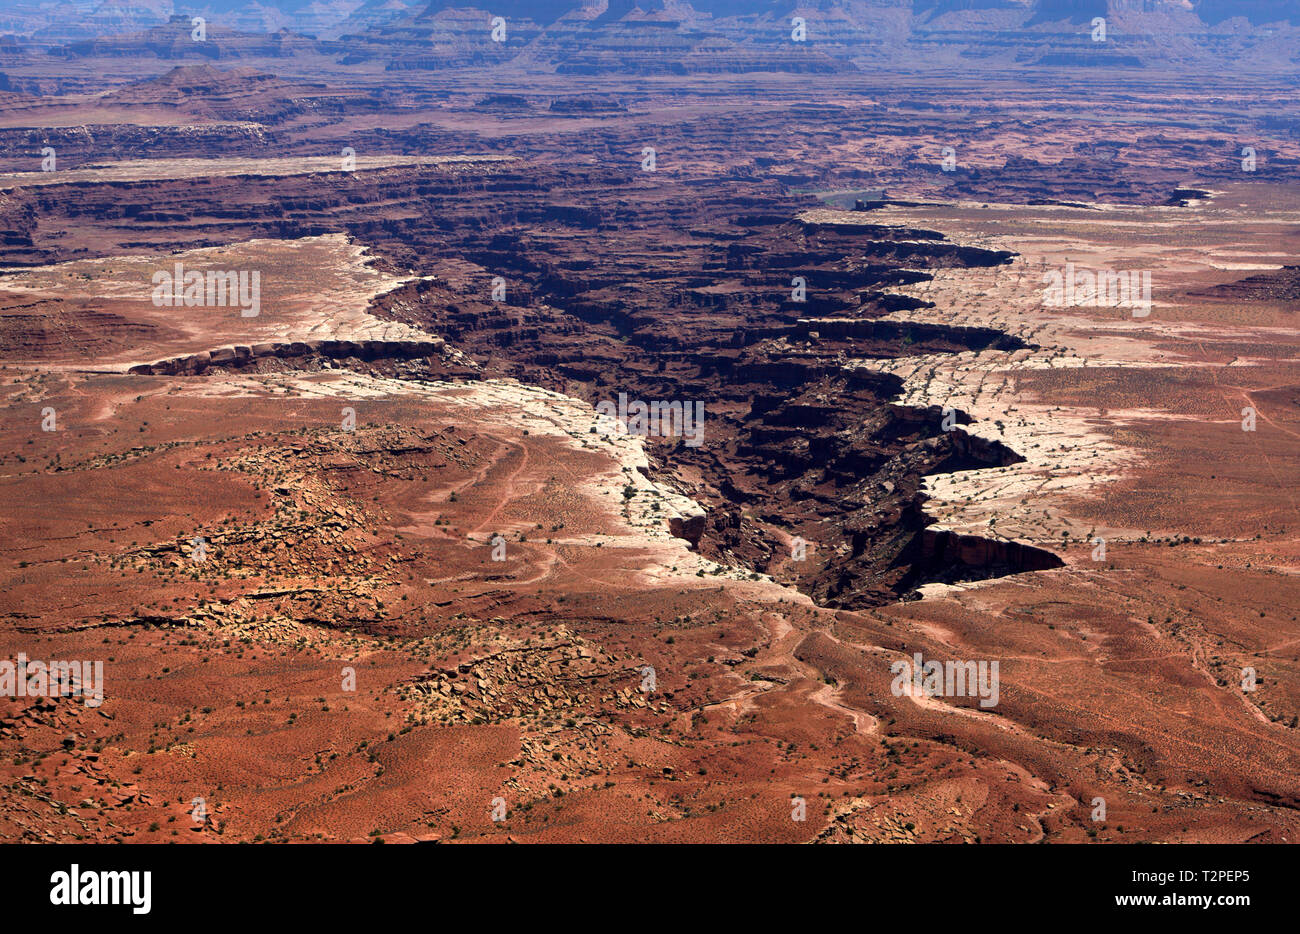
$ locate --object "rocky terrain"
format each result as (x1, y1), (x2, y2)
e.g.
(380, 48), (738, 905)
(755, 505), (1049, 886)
(0, 4), (1297, 845)
(9, 1), (1300, 71)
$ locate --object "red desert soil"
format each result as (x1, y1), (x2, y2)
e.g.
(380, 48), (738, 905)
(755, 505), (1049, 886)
(2, 185), (1297, 842)
(0, 42), (1297, 842)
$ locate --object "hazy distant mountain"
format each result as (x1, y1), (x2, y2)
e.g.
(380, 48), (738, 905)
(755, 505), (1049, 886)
(8, 0), (1300, 41)
(333, 0), (422, 36)
(0, 0), (404, 41)
(1195, 0), (1300, 24)
(1027, 0), (1108, 24)
(20, 0), (1300, 71)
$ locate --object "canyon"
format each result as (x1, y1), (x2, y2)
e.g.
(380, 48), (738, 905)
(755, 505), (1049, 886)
(0, 1), (1296, 845)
